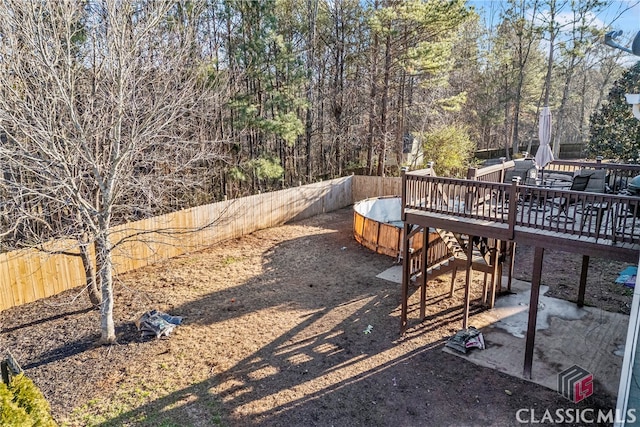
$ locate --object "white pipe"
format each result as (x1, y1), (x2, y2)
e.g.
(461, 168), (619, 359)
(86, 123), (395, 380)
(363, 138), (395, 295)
(625, 94), (640, 120)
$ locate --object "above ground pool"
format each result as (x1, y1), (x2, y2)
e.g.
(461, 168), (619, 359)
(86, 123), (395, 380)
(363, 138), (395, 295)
(353, 196), (451, 281)
(353, 196), (405, 257)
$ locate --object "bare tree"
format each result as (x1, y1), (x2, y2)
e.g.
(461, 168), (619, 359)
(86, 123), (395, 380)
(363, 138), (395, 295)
(0, 0), (225, 343)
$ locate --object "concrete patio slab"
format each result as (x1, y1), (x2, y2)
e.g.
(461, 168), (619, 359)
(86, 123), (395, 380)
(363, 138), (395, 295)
(376, 265), (402, 283)
(444, 278), (628, 397)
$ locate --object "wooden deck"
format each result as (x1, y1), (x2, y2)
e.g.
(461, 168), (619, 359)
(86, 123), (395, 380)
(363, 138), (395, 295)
(400, 161), (640, 380)
(402, 173), (640, 263)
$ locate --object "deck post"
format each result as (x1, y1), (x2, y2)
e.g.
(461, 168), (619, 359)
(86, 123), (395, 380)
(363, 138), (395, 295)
(577, 255), (589, 307)
(494, 240), (505, 298)
(401, 168), (409, 333)
(401, 222), (411, 333)
(462, 235), (474, 329)
(507, 241), (516, 292)
(507, 177), (520, 240)
(488, 240), (500, 308)
(420, 226), (429, 320)
(401, 168), (407, 221)
(524, 246), (545, 379)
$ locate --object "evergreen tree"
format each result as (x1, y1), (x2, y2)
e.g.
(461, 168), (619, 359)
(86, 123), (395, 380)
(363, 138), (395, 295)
(588, 62), (640, 161)
(368, 0), (471, 175)
(224, 0), (306, 189)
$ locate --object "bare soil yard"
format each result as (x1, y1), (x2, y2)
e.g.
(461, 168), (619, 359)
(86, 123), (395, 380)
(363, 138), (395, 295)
(1, 207), (632, 426)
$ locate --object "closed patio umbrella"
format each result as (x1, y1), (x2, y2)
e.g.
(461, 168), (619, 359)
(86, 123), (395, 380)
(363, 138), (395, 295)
(534, 106), (554, 182)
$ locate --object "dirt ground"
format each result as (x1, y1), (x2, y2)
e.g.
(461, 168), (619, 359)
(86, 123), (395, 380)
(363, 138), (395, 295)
(1, 207), (633, 426)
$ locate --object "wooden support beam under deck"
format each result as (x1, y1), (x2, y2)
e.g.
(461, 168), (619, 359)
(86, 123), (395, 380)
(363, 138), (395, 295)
(462, 236), (474, 330)
(420, 226), (428, 320)
(524, 246), (544, 379)
(400, 222), (411, 334)
(578, 255), (589, 307)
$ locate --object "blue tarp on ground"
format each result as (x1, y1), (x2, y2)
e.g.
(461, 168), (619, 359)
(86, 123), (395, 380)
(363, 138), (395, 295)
(616, 266), (638, 288)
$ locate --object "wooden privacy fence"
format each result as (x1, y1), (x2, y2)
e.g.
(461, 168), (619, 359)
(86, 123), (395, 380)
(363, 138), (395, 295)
(352, 175), (402, 202)
(0, 175), (401, 312)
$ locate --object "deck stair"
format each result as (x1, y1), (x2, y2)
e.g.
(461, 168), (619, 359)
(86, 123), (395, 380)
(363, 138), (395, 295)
(436, 229), (490, 266)
(433, 228), (504, 307)
(425, 256), (456, 276)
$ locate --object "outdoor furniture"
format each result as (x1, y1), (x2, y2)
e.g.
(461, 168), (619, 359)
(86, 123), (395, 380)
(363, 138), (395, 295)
(536, 171), (573, 189)
(580, 201), (610, 237)
(549, 175), (591, 222)
(503, 159), (537, 185)
(575, 169), (607, 193)
(565, 170), (608, 234)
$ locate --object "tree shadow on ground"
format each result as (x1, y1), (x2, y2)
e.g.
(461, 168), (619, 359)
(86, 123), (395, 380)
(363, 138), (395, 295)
(95, 289), (468, 426)
(2, 306), (94, 334)
(6, 208), (618, 426)
(88, 210), (579, 427)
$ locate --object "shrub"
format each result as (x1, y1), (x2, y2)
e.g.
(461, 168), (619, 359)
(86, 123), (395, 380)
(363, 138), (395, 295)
(419, 125), (475, 177)
(0, 374), (57, 426)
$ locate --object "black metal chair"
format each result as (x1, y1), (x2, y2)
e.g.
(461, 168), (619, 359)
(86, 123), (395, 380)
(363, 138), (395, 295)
(554, 175), (591, 222)
(575, 170), (609, 233)
(503, 159), (537, 185)
(576, 169), (607, 193)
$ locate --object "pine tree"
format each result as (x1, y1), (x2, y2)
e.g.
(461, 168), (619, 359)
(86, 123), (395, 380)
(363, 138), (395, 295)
(224, 0), (306, 190)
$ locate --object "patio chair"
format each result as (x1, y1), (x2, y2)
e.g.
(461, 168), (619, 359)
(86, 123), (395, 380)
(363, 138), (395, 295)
(549, 175), (591, 222)
(574, 169), (609, 233)
(499, 160), (536, 213)
(575, 169), (607, 193)
(503, 159), (537, 185)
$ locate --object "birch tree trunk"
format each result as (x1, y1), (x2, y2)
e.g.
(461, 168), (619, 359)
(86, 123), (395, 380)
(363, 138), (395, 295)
(95, 233), (115, 343)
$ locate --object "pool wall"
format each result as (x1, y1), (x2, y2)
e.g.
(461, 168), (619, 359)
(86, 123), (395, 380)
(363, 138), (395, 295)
(353, 196), (430, 258)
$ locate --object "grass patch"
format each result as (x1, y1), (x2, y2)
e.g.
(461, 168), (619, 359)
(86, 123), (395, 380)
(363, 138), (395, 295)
(221, 255), (242, 266)
(63, 380), (223, 427)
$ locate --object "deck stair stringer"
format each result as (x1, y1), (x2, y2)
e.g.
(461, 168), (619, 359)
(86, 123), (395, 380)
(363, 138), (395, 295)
(432, 228), (504, 307)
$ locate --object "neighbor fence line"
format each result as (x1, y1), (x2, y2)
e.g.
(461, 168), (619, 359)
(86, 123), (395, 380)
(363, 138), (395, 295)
(0, 175), (401, 311)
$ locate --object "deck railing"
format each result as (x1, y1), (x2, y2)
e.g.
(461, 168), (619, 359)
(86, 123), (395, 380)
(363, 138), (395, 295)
(466, 159), (514, 183)
(467, 158), (640, 192)
(547, 160), (640, 193)
(403, 173), (640, 246)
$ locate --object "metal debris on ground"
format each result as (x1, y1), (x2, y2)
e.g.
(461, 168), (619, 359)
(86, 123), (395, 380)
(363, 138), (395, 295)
(1, 351), (23, 385)
(136, 309), (183, 338)
(445, 326), (485, 353)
